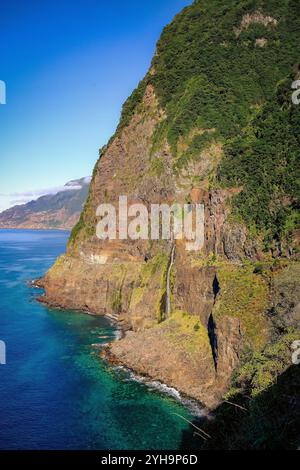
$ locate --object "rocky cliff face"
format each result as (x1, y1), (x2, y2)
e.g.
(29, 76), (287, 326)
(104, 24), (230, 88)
(40, 0), (300, 408)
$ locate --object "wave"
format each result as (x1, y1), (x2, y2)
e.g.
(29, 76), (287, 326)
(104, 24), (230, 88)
(114, 365), (204, 417)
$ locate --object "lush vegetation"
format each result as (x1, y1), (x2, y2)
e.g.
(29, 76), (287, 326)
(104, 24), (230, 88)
(218, 80), (300, 244)
(70, 0), (300, 248)
(181, 262), (300, 450)
(117, 78), (148, 133)
(150, 0), (300, 145)
(115, 0), (300, 245)
(64, 1), (300, 448)
(69, 192), (96, 247)
(189, 335), (300, 450)
(213, 263), (269, 350)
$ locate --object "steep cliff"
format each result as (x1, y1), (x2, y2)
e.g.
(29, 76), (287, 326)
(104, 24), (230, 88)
(40, 0), (300, 410)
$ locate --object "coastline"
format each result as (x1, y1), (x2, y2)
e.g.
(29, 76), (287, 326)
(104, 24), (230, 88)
(35, 278), (221, 409)
(32, 280), (206, 415)
(100, 346), (207, 418)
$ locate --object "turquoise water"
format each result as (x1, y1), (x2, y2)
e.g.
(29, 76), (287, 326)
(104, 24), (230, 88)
(0, 229), (192, 450)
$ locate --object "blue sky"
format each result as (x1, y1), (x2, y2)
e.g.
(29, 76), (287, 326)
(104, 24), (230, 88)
(0, 0), (191, 211)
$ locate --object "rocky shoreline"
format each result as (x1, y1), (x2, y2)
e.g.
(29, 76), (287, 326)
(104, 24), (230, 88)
(100, 347), (207, 417)
(34, 277), (209, 412)
(36, 0), (300, 436)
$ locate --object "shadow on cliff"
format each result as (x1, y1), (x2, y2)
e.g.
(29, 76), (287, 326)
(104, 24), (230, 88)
(179, 365), (300, 450)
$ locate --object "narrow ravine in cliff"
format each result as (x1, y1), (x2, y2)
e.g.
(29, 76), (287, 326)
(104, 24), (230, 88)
(208, 275), (220, 370)
(166, 244), (176, 318)
(208, 314), (218, 370)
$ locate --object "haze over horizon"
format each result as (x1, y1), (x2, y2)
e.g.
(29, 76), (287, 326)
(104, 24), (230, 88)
(0, 0), (190, 211)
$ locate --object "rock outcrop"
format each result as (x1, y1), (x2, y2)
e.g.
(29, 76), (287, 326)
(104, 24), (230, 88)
(40, 0), (300, 408)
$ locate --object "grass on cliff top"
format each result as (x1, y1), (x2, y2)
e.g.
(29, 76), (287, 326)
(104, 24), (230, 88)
(213, 263), (269, 351)
(47, 254), (67, 275)
(158, 310), (212, 355)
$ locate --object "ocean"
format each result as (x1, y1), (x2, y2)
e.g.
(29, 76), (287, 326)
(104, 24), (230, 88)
(0, 229), (193, 450)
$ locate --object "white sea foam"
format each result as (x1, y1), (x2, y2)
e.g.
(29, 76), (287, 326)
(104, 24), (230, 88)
(91, 343), (104, 349)
(114, 365), (204, 417)
(114, 329), (123, 341)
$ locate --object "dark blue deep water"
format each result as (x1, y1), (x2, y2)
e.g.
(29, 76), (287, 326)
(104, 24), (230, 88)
(0, 230), (192, 450)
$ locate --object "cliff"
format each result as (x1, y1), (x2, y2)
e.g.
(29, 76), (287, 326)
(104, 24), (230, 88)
(40, 0), (300, 420)
(0, 177), (90, 230)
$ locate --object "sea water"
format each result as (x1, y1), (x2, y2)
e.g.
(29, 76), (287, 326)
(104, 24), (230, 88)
(0, 230), (193, 450)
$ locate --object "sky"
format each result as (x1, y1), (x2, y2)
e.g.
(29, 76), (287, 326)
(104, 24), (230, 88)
(0, 0), (191, 211)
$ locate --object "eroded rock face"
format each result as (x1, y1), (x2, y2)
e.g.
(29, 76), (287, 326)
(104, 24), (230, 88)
(40, 256), (140, 319)
(41, 87), (174, 330)
(213, 315), (243, 397)
(39, 84), (261, 407)
(106, 321), (218, 408)
(42, 86), (252, 323)
(191, 188), (255, 261)
(172, 243), (217, 324)
(104, 311), (244, 408)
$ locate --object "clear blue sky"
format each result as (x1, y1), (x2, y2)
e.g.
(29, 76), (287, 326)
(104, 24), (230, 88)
(0, 0), (191, 211)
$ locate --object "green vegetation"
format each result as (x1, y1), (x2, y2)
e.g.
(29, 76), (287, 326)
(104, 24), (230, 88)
(69, 212), (84, 245)
(69, 189), (96, 248)
(49, 255), (66, 275)
(108, 0), (300, 248)
(227, 261), (300, 394)
(193, 329), (300, 450)
(214, 264), (269, 350)
(188, 260), (300, 450)
(117, 78), (148, 133)
(149, 156), (165, 177)
(218, 84), (300, 243)
(253, 262), (264, 274)
(160, 310), (211, 354)
(174, 131), (217, 171)
(129, 252), (169, 313)
(214, 263), (269, 350)
(230, 329), (299, 398)
(68, 1), (300, 250)
(150, 0), (300, 242)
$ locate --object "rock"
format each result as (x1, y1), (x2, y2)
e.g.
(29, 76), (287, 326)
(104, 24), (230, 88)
(40, 1), (300, 411)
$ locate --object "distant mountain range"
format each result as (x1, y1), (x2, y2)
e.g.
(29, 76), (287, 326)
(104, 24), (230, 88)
(0, 177), (91, 230)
